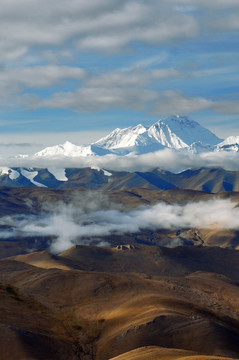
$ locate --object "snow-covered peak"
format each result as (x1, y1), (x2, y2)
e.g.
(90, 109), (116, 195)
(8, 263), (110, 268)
(218, 136), (239, 147)
(94, 124), (147, 149)
(34, 141), (94, 157)
(216, 136), (239, 152)
(153, 116), (222, 146)
(23, 116), (225, 160)
(147, 121), (188, 149)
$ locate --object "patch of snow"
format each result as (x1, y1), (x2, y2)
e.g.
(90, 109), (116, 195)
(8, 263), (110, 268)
(0, 167), (20, 180)
(9, 169), (20, 180)
(91, 166), (112, 176)
(20, 169), (47, 187)
(47, 167), (68, 181)
(102, 169), (112, 177)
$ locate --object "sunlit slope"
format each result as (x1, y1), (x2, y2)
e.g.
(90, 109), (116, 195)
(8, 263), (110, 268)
(12, 244), (239, 281)
(1, 255), (239, 360)
(109, 346), (235, 360)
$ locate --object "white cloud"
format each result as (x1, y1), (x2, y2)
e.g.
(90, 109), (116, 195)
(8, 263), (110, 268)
(2, 147), (239, 173)
(1, 197), (239, 253)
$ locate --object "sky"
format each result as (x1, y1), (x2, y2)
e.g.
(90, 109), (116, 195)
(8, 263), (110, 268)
(0, 0), (239, 155)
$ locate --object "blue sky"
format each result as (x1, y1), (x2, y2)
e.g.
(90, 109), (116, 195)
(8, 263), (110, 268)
(0, 0), (239, 154)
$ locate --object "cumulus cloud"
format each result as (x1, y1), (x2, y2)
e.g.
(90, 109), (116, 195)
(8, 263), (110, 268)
(0, 197), (239, 253)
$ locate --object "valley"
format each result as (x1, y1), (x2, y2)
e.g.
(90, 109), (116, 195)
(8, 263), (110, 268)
(0, 178), (239, 359)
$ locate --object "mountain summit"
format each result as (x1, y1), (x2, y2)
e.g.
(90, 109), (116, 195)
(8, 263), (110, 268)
(93, 115), (222, 152)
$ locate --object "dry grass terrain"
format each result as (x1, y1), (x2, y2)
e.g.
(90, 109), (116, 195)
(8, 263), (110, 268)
(0, 244), (238, 360)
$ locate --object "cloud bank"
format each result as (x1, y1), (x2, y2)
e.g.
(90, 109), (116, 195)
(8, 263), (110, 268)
(0, 197), (239, 253)
(2, 148), (239, 173)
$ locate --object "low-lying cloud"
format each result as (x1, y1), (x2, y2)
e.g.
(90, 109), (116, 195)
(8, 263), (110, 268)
(2, 148), (239, 173)
(0, 197), (239, 254)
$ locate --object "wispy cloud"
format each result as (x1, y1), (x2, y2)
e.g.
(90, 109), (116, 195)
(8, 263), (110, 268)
(0, 0), (238, 135)
(20, 87), (239, 118)
(0, 0), (199, 62)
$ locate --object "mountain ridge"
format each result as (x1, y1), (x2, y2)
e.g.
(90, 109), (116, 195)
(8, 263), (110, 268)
(1, 166), (239, 193)
(19, 115), (227, 159)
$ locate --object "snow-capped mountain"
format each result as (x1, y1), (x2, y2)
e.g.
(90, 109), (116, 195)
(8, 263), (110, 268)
(14, 115), (230, 159)
(216, 136), (239, 152)
(93, 116), (221, 152)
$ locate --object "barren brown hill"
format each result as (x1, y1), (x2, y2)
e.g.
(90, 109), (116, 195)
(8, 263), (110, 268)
(0, 244), (238, 360)
(12, 244), (239, 281)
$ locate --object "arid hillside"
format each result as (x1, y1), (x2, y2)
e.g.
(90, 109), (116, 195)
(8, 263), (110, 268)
(0, 243), (239, 360)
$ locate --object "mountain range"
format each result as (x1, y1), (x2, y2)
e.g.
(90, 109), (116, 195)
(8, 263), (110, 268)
(1, 166), (239, 193)
(19, 115), (239, 159)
